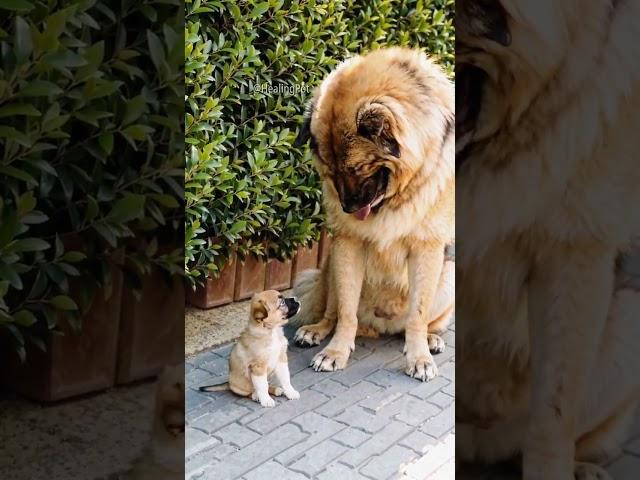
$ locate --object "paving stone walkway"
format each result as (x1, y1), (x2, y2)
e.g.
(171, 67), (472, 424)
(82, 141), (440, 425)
(185, 323), (455, 480)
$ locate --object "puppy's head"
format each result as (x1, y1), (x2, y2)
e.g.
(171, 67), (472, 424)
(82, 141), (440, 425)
(250, 290), (300, 328)
(296, 48), (453, 221)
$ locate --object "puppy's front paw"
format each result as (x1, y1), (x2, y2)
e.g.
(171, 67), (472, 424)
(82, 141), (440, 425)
(404, 341), (438, 382)
(284, 388), (300, 400)
(574, 462), (612, 480)
(310, 347), (350, 372)
(259, 396), (276, 408)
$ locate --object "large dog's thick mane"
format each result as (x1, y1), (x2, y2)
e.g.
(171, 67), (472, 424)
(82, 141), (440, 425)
(456, 0), (640, 263)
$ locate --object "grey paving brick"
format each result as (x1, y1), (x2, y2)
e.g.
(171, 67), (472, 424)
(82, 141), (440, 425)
(290, 367), (338, 391)
(419, 403), (455, 439)
(187, 367), (216, 387)
(338, 421), (414, 467)
(211, 442), (241, 460)
(186, 449), (219, 479)
(277, 412), (346, 465)
(407, 375), (449, 401)
(358, 372), (421, 413)
(440, 360), (455, 381)
(332, 427), (371, 448)
(214, 422), (261, 448)
(398, 429), (438, 454)
(317, 462), (371, 480)
(289, 439), (349, 477)
(214, 343), (234, 358)
(186, 427), (220, 457)
(186, 387), (211, 413)
(310, 378), (349, 397)
(243, 461), (308, 480)
(199, 355), (229, 376)
(442, 330), (455, 347)
(191, 350), (222, 368)
(365, 369), (420, 389)
(434, 344), (455, 364)
(201, 423), (307, 479)
(334, 405), (391, 433)
(360, 445), (417, 480)
(190, 402), (253, 434)
(384, 396), (442, 427)
(427, 391), (455, 409)
(330, 347), (404, 386)
(243, 389), (329, 434)
(287, 350), (312, 374)
(441, 379), (455, 397)
(316, 381), (382, 417)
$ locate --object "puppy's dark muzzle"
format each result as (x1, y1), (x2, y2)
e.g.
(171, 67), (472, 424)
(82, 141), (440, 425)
(284, 297), (300, 318)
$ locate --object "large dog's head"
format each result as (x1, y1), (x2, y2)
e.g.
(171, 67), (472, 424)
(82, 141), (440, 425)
(296, 48), (454, 221)
(455, 0), (611, 170)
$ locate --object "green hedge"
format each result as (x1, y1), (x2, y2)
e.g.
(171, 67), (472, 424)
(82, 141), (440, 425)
(0, 0), (183, 360)
(185, 0), (454, 285)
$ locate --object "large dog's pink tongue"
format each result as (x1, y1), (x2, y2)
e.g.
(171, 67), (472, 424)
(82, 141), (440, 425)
(353, 204), (371, 221)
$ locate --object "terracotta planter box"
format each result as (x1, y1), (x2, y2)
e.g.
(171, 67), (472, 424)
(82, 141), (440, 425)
(188, 253), (237, 309)
(116, 268), (184, 384)
(318, 230), (332, 268)
(234, 255), (267, 301)
(2, 254), (124, 402)
(292, 242), (320, 283)
(265, 258), (293, 291)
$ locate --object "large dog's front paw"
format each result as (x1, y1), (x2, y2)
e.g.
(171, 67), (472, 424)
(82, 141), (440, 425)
(295, 322), (331, 347)
(310, 346), (351, 372)
(404, 340), (438, 382)
(574, 463), (612, 480)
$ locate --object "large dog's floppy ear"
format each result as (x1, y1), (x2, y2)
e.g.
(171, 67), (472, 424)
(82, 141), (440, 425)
(294, 100), (315, 147)
(356, 102), (401, 157)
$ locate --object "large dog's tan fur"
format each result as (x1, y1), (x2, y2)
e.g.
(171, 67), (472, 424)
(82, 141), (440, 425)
(456, 1), (640, 478)
(292, 48), (455, 381)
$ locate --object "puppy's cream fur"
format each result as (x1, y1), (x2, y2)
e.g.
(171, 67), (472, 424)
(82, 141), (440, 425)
(199, 290), (299, 408)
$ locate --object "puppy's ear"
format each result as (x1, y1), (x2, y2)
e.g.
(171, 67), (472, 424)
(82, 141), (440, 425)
(356, 103), (401, 157)
(294, 99), (315, 147)
(251, 298), (268, 322)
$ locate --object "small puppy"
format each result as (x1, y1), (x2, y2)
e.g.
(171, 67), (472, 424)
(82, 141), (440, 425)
(199, 290), (301, 407)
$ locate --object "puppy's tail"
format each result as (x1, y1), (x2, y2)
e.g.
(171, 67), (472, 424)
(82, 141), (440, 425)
(199, 382), (230, 393)
(289, 268), (327, 327)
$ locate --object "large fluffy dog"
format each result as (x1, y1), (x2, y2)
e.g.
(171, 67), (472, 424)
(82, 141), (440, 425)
(293, 47), (455, 382)
(456, 1), (640, 478)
